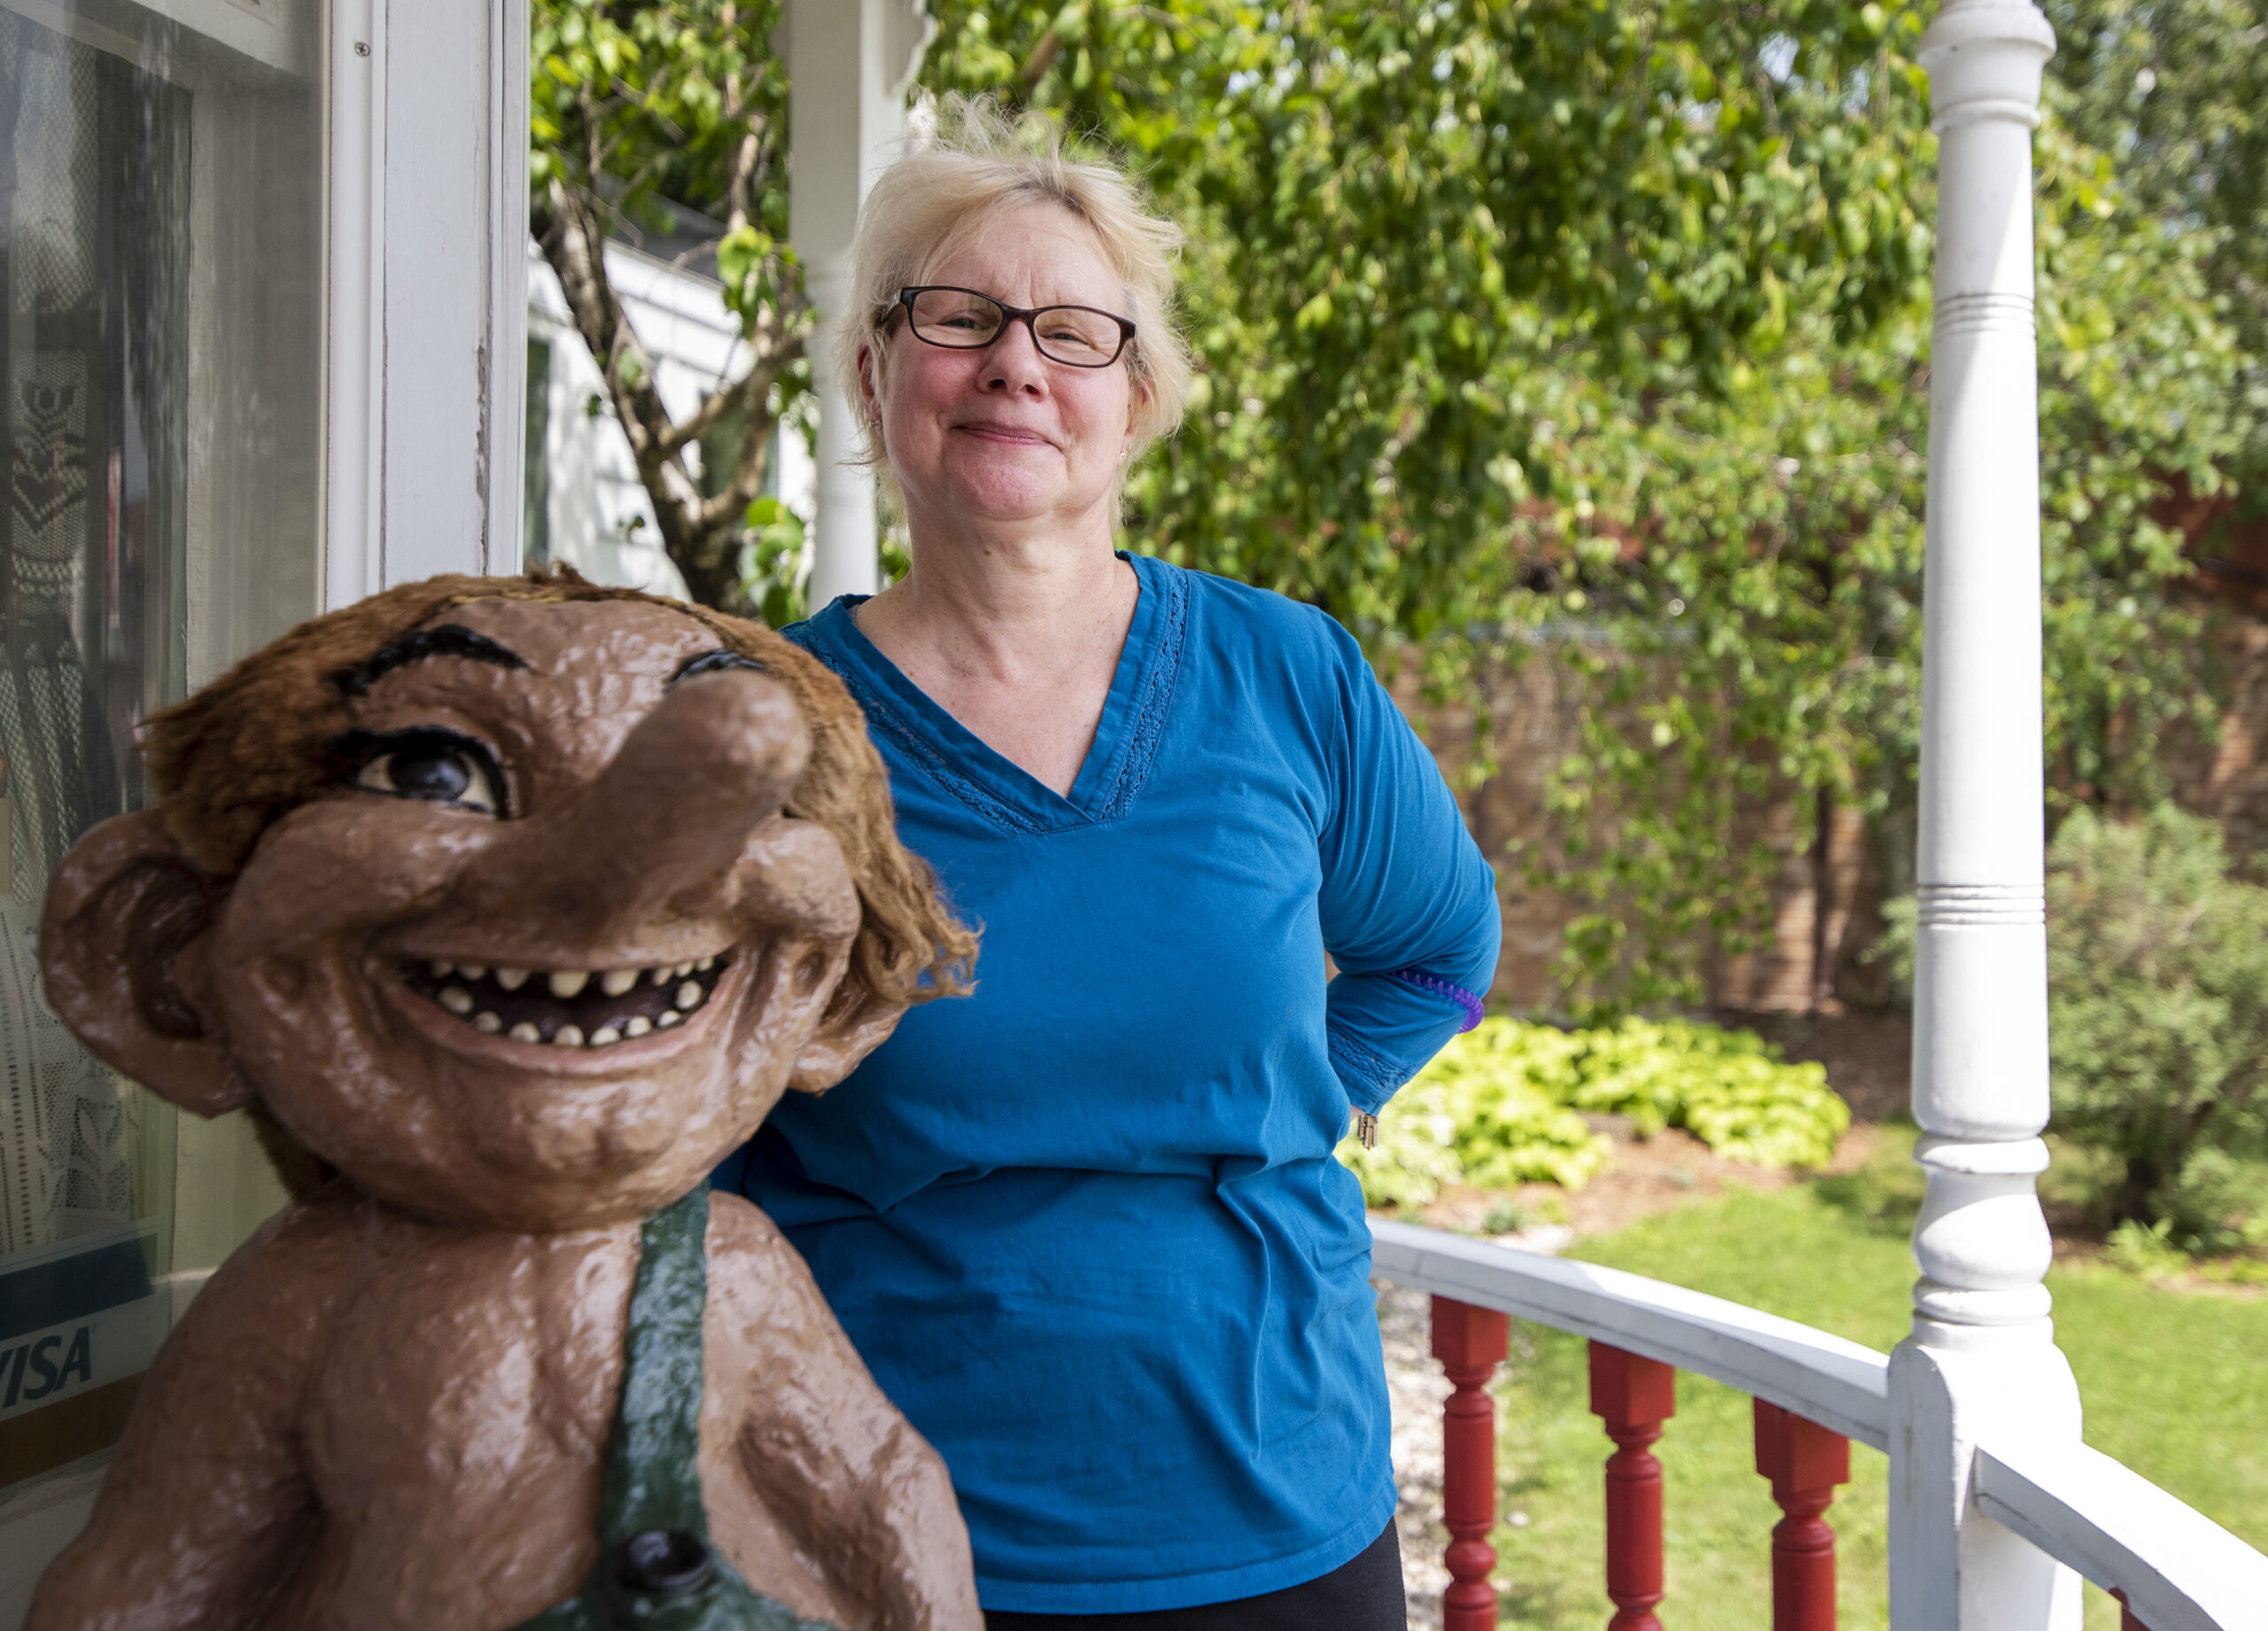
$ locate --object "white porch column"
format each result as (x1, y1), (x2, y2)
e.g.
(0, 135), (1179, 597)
(787, 0), (933, 609)
(1890, 5), (2083, 1628)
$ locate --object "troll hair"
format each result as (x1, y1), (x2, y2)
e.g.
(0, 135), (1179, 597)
(142, 569), (976, 1020)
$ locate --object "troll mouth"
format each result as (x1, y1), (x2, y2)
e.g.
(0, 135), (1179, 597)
(399, 955), (732, 1049)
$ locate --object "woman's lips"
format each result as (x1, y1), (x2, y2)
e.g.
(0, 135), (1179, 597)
(953, 423), (1053, 446)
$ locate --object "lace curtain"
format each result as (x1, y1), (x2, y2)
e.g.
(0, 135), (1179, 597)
(0, 12), (187, 1258)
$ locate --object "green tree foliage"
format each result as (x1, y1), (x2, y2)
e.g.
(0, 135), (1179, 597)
(2046, 805), (2268, 1242)
(531, 0), (809, 617)
(2049, 0), (2268, 494)
(922, 2), (2252, 1014)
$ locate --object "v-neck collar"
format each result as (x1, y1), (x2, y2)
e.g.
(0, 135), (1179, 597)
(804, 551), (1188, 835)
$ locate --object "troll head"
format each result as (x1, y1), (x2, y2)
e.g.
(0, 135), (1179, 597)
(39, 572), (975, 1231)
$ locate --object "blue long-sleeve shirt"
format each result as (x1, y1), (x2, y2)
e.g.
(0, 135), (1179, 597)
(714, 552), (1499, 1613)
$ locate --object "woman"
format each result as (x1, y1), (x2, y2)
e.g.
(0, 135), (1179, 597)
(714, 101), (1498, 1629)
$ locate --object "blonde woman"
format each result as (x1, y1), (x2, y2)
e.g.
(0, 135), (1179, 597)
(714, 102), (1498, 1630)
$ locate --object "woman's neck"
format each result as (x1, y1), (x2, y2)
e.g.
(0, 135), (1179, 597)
(858, 511), (1132, 687)
(850, 512), (1140, 796)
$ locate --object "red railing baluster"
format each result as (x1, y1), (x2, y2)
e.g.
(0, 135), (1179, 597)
(1752, 1399), (1852, 1630)
(2111, 1588), (2152, 1630)
(1431, 1295), (1510, 1631)
(1588, 1342), (1676, 1631)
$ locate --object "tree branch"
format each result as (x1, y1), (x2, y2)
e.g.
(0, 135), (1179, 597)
(695, 319), (801, 536)
(538, 176), (704, 536)
(719, 36), (761, 235)
(726, 125), (764, 234)
(656, 367), (764, 461)
(1021, 28), (1063, 88)
(527, 4), (811, 617)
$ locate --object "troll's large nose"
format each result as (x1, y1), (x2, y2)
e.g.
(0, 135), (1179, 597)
(476, 669), (810, 943)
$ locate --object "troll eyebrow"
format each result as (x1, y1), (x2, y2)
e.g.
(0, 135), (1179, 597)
(335, 625), (530, 697)
(669, 649), (767, 685)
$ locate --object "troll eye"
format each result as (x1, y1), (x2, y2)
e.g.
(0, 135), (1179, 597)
(348, 731), (504, 816)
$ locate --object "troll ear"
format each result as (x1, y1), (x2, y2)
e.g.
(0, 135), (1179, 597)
(41, 810), (245, 1115)
(787, 980), (905, 1096)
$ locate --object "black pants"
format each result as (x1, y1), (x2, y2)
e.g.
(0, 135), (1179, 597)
(982, 1520), (1407, 1631)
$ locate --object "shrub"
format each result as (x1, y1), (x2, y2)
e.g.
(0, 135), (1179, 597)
(1337, 1015), (1851, 1209)
(1336, 1045), (1610, 1210)
(2047, 806), (2268, 1243)
(1563, 1018), (1850, 1167)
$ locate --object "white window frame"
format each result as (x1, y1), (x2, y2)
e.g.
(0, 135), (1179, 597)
(328, 0), (528, 604)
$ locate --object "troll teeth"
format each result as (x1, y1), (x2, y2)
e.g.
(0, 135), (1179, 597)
(548, 970), (590, 999)
(602, 968), (640, 997)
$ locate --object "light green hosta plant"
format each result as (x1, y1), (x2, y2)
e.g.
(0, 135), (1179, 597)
(1334, 1029), (1611, 1209)
(1571, 1018), (1849, 1169)
(1338, 1015), (1849, 1209)
(1678, 1055), (1847, 1169)
(1335, 1075), (1466, 1212)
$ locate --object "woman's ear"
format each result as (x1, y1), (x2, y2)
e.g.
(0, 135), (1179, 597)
(40, 810), (246, 1115)
(787, 983), (905, 1096)
(857, 342), (885, 445)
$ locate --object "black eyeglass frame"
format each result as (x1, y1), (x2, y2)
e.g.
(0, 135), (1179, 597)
(884, 285), (1138, 369)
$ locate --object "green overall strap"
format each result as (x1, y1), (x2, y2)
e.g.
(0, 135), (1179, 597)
(516, 1190), (841, 1631)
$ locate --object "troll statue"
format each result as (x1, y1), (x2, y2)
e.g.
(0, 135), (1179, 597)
(25, 574), (984, 1631)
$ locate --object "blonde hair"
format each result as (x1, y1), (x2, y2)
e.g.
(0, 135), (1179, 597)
(834, 95), (1191, 506)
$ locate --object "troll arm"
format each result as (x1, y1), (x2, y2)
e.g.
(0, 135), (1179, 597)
(706, 1194), (982, 1631)
(27, 1207), (332, 1631)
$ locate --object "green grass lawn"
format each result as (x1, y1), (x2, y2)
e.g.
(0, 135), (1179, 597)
(1477, 1130), (2268, 1628)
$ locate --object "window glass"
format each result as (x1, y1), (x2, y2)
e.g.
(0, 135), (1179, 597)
(524, 335), (551, 571)
(0, 0), (321, 1495)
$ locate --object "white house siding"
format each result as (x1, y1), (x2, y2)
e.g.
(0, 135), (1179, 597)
(524, 238), (815, 604)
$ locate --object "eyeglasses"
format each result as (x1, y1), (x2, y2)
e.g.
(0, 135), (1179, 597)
(887, 285), (1136, 369)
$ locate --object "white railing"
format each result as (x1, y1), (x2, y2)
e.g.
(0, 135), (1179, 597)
(1373, 1219), (1890, 1448)
(1371, 1217), (2268, 1630)
(1975, 1441), (2268, 1631)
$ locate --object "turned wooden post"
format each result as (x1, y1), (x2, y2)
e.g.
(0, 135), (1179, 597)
(1432, 1295), (1510, 1631)
(1894, 4), (2085, 1627)
(1754, 1399), (1853, 1630)
(1588, 1342), (1675, 1631)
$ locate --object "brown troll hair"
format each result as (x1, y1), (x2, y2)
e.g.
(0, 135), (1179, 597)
(141, 568), (977, 1018)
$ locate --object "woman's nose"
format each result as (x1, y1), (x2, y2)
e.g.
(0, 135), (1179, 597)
(981, 320), (1051, 392)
